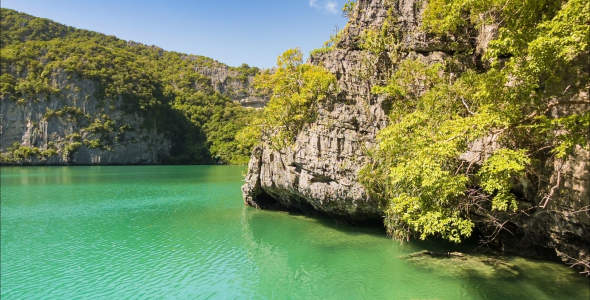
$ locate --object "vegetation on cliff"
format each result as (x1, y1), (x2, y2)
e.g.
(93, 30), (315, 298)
(238, 48), (336, 149)
(1, 8), (258, 164)
(359, 0), (589, 242)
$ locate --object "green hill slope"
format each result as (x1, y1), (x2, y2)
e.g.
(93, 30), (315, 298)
(1, 8), (262, 165)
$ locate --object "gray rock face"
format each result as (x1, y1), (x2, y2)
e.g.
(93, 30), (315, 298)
(243, 0), (457, 221)
(242, 0), (590, 271)
(242, 49), (389, 222)
(339, 0), (471, 52)
(1, 41), (269, 165)
(195, 65), (271, 109)
(1, 70), (170, 165)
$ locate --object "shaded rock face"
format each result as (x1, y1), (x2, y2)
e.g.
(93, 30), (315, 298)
(242, 0), (590, 270)
(1, 70), (170, 165)
(472, 146), (590, 265)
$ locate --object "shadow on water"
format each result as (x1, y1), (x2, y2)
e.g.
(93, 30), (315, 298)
(242, 203), (590, 300)
(285, 209), (388, 237)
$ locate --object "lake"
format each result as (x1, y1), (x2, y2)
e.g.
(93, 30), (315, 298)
(1, 166), (588, 299)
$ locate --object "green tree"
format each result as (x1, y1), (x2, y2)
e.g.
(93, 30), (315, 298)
(360, 0), (589, 242)
(244, 48), (337, 147)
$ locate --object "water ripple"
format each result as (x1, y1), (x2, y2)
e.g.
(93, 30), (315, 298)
(2, 166), (589, 300)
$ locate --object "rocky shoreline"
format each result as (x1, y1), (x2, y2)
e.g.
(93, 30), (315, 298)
(242, 0), (589, 274)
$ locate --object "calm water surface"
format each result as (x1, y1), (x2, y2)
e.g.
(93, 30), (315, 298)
(1, 166), (588, 299)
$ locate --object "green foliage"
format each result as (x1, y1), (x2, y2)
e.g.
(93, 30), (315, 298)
(230, 63), (260, 83)
(40, 147), (58, 159)
(0, 141), (58, 163)
(0, 142), (40, 163)
(86, 116), (116, 134)
(83, 138), (104, 149)
(0, 73), (16, 97)
(360, 0), (589, 242)
(310, 28), (345, 56)
(235, 115), (264, 158)
(342, 0), (357, 18)
(1, 8), (260, 164)
(43, 106), (86, 123)
(359, 23), (398, 56)
(62, 141), (83, 159)
(478, 149), (530, 211)
(249, 48), (337, 145)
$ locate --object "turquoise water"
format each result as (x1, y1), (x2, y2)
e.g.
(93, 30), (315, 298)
(1, 166), (588, 299)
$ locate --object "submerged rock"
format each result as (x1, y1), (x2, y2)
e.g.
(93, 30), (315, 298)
(402, 250), (520, 278)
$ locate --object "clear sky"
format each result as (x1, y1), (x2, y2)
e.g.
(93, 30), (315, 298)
(1, 0), (349, 68)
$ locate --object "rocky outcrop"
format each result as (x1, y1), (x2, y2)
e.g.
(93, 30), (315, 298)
(242, 0), (589, 271)
(1, 70), (170, 165)
(195, 65), (271, 109)
(243, 0), (466, 221)
(242, 49), (388, 223)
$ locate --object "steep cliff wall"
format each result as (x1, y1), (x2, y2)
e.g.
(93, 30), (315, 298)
(243, 0), (589, 271)
(243, 0), (474, 222)
(1, 70), (170, 165)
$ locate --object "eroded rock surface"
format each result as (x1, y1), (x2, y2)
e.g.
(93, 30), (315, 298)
(196, 65), (271, 109)
(242, 0), (464, 222)
(242, 0), (589, 271)
(1, 70), (170, 165)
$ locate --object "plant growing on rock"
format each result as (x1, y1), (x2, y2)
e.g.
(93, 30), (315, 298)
(243, 48), (337, 147)
(360, 0), (589, 243)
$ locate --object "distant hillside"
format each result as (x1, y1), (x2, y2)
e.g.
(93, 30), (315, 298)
(0, 8), (266, 165)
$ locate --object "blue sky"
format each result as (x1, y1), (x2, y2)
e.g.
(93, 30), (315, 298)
(2, 0), (349, 68)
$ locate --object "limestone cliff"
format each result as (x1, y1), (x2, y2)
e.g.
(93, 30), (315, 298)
(242, 0), (589, 271)
(243, 0), (475, 223)
(1, 70), (170, 165)
(0, 15), (267, 165)
(195, 64), (271, 109)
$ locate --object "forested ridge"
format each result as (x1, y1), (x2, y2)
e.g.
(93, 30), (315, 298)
(1, 8), (261, 164)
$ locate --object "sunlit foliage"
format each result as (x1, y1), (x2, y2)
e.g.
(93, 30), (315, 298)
(360, 0), (589, 242)
(238, 48), (337, 149)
